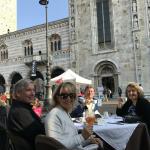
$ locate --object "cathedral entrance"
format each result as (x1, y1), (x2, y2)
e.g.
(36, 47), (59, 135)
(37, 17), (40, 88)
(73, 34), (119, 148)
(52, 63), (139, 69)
(102, 76), (114, 97)
(94, 61), (118, 98)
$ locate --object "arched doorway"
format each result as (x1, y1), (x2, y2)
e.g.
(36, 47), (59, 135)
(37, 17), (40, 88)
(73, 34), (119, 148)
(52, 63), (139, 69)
(0, 74), (5, 93)
(9, 72), (23, 100)
(51, 67), (65, 92)
(11, 72), (23, 85)
(94, 61), (118, 98)
(102, 76), (114, 93)
(51, 67), (65, 78)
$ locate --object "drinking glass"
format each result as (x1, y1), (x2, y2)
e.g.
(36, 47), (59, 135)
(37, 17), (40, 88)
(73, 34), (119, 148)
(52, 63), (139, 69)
(85, 110), (96, 127)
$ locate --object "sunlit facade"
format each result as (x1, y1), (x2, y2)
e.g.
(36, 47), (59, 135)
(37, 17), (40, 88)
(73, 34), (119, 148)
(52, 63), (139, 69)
(0, 0), (150, 98)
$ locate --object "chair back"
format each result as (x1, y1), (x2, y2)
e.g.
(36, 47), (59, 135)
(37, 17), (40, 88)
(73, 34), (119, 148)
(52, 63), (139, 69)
(0, 127), (10, 150)
(0, 106), (7, 129)
(8, 130), (33, 150)
(35, 135), (69, 150)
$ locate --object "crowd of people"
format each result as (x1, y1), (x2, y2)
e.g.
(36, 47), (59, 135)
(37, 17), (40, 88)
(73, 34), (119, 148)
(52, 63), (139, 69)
(0, 79), (150, 150)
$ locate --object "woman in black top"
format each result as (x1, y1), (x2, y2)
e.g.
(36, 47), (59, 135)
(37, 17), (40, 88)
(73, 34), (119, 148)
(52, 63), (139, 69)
(7, 79), (45, 150)
(116, 82), (150, 133)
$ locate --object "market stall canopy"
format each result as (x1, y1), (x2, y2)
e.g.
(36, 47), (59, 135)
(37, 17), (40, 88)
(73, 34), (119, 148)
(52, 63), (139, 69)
(50, 69), (92, 85)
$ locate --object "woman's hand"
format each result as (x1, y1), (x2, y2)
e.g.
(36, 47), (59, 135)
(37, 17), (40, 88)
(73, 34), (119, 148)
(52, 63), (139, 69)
(81, 127), (92, 140)
(117, 97), (124, 108)
(89, 136), (103, 148)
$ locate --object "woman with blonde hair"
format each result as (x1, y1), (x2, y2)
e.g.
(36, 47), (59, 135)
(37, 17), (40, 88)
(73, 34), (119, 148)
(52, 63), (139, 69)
(116, 82), (150, 133)
(44, 82), (102, 150)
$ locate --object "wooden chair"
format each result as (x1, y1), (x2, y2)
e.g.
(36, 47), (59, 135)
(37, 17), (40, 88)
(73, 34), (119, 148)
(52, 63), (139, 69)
(8, 130), (33, 150)
(125, 123), (150, 150)
(35, 135), (69, 150)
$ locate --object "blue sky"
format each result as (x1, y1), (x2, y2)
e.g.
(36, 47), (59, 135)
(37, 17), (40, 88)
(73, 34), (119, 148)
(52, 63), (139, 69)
(17, 0), (68, 30)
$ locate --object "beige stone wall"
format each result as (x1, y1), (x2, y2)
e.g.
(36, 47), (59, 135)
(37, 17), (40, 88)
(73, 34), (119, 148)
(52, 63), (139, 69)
(0, 0), (17, 35)
(0, 19), (70, 91)
(69, 0), (150, 96)
(0, 0), (150, 97)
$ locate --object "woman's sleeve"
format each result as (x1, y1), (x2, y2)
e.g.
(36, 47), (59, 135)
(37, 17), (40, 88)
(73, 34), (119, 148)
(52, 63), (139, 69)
(116, 101), (131, 116)
(136, 99), (150, 128)
(44, 112), (85, 149)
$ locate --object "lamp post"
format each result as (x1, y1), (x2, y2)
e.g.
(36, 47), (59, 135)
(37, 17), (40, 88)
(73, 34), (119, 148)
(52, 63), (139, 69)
(39, 0), (51, 108)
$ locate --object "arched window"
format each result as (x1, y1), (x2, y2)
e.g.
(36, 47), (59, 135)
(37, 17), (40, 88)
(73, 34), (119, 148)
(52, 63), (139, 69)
(23, 40), (33, 56)
(58, 40), (61, 50)
(24, 47), (27, 56)
(0, 44), (8, 61)
(49, 34), (61, 52)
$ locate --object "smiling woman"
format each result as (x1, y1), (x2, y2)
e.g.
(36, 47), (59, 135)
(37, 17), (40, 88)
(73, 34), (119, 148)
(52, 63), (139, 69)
(7, 79), (45, 150)
(116, 82), (150, 134)
(44, 82), (102, 150)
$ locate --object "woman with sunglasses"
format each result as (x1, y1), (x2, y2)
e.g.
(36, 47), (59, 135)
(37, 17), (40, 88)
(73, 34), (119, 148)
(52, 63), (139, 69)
(44, 82), (102, 150)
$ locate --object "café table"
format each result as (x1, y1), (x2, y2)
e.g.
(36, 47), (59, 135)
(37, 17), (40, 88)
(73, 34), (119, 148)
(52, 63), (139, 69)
(93, 117), (138, 150)
(74, 116), (150, 150)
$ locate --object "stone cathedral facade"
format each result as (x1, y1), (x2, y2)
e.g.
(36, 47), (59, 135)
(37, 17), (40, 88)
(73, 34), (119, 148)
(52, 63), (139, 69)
(0, 0), (150, 97)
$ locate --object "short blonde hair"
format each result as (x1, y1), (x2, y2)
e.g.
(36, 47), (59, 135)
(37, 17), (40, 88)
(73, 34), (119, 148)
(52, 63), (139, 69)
(51, 82), (76, 107)
(125, 82), (144, 98)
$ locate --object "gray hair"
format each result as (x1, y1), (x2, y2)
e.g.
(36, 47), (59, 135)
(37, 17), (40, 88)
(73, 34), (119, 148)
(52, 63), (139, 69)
(13, 79), (34, 98)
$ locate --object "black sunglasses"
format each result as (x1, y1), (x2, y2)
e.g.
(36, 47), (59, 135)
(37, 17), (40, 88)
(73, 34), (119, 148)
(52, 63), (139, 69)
(58, 93), (76, 100)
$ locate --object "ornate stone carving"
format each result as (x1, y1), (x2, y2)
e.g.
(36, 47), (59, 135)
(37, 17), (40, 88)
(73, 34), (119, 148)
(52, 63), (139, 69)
(70, 17), (75, 27)
(132, 0), (137, 13)
(133, 15), (139, 28)
(135, 35), (139, 49)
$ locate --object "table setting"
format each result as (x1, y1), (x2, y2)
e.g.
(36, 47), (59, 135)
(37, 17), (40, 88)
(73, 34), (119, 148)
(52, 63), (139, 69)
(73, 112), (139, 150)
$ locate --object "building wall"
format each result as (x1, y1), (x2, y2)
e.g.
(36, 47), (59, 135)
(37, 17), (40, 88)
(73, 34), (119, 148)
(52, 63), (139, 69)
(0, 0), (17, 35)
(0, 0), (150, 97)
(0, 19), (70, 91)
(69, 0), (150, 96)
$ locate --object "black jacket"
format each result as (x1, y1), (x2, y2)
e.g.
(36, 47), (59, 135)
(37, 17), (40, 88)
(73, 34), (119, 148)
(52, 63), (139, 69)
(116, 97), (150, 132)
(7, 100), (45, 149)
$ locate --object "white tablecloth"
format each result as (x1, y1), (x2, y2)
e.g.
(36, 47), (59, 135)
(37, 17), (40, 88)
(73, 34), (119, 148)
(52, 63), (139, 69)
(93, 117), (138, 150)
(74, 116), (139, 150)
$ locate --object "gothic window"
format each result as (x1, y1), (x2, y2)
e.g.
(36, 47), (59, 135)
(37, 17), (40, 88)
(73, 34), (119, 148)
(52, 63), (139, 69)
(54, 41), (57, 51)
(0, 44), (8, 61)
(24, 47), (27, 56)
(31, 45), (33, 55)
(23, 40), (33, 56)
(49, 34), (61, 52)
(96, 0), (111, 48)
(58, 40), (61, 50)
(51, 42), (53, 52)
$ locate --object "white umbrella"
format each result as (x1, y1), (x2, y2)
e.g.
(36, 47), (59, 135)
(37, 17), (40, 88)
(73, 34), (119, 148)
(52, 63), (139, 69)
(51, 69), (92, 85)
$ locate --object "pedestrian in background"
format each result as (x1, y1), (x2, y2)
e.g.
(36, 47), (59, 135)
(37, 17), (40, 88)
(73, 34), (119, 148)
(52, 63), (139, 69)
(118, 86), (122, 97)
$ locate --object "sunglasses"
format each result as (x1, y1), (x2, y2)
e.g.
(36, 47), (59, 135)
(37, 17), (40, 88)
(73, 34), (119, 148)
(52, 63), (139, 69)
(58, 93), (76, 100)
